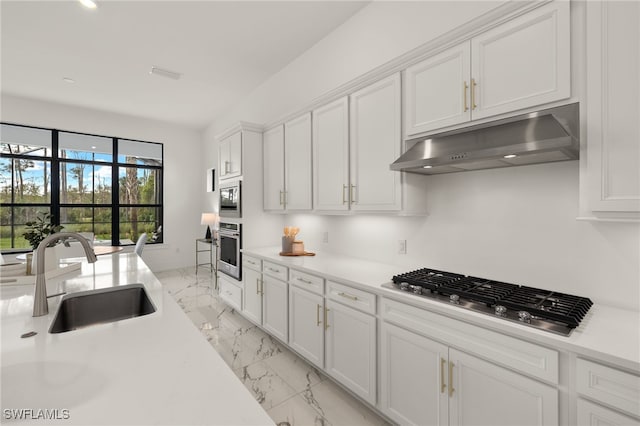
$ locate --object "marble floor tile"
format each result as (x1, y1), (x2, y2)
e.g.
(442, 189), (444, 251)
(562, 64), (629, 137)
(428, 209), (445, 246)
(158, 268), (390, 426)
(300, 381), (390, 426)
(263, 347), (325, 394)
(234, 361), (300, 410)
(268, 393), (331, 426)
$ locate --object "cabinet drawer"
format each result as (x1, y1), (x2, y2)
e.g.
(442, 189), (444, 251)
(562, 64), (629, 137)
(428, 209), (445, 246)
(219, 278), (242, 311)
(577, 358), (640, 418)
(289, 269), (324, 295)
(577, 398), (640, 426)
(326, 280), (375, 315)
(381, 297), (559, 384)
(243, 255), (262, 271)
(262, 261), (288, 281)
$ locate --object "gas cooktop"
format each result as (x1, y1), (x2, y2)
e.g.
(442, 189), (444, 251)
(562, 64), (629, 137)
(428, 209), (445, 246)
(383, 268), (593, 336)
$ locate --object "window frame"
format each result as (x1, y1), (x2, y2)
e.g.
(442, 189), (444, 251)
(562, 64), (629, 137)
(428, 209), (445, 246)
(1, 122), (163, 253)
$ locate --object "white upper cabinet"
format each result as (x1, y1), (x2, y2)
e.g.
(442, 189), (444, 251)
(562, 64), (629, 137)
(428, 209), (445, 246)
(405, 42), (471, 135)
(350, 73), (402, 211)
(313, 97), (350, 211)
(405, 1), (570, 137)
(284, 113), (312, 211)
(471, 1), (570, 120)
(219, 131), (242, 180)
(263, 125), (285, 211)
(586, 0), (640, 215)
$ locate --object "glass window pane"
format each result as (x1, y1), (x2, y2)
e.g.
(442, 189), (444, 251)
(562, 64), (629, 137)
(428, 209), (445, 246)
(3, 206), (51, 250)
(118, 139), (162, 166)
(60, 207), (112, 243)
(119, 207), (159, 244)
(94, 165), (112, 203)
(13, 159), (51, 203)
(0, 124), (52, 157)
(0, 157), (11, 204)
(60, 162), (92, 204)
(118, 167), (159, 204)
(59, 132), (112, 162)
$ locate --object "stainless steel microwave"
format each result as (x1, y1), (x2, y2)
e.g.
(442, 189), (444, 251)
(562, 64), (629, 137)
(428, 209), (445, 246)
(219, 181), (241, 218)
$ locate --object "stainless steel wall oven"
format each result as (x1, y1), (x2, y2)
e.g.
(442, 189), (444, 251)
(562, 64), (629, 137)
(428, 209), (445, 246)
(218, 222), (241, 280)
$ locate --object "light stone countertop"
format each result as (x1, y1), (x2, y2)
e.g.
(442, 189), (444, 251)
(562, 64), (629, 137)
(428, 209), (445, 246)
(244, 247), (640, 373)
(0, 253), (274, 426)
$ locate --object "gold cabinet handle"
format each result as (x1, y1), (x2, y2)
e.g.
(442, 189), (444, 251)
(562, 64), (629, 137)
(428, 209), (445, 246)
(256, 278), (260, 295)
(449, 361), (455, 397)
(342, 184), (348, 204)
(297, 277), (313, 285)
(471, 78), (477, 110)
(279, 190), (284, 206)
(441, 358), (447, 394)
(324, 307), (330, 330)
(350, 184), (356, 204)
(316, 304), (322, 327)
(260, 278), (264, 296)
(338, 291), (358, 301)
(283, 191), (287, 208)
(463, 81), (469, 112)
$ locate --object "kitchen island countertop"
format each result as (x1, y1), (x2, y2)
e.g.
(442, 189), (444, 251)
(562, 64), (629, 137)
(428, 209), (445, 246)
(0, 253), (274, 425)
(244, 246), (640, 373)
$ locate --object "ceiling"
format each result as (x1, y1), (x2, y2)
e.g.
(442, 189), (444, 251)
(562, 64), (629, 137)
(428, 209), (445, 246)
(0, 1), (369, 130)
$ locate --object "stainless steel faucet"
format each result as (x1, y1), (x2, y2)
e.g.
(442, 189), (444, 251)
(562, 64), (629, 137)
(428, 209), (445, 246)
(33, 232), (98, 317)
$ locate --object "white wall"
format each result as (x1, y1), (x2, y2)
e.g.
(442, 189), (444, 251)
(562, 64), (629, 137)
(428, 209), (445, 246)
(2, 94), (203, 272)
(202, 1), (640, 311)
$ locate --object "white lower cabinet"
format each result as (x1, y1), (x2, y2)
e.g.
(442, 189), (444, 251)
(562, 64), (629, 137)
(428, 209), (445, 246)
(577, 399), (640, 426)
(262, 275), (288, 343)
(242, 267), (262, 325)
(242, 258), (288, 343)
(219, 276), (242, 312)
(288, 284), (325, 368)
(381, 321), (558, 426)
(325, 299), (376, 405)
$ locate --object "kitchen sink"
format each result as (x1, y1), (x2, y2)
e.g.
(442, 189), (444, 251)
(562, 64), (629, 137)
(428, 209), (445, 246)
(49, 283), (156, 333)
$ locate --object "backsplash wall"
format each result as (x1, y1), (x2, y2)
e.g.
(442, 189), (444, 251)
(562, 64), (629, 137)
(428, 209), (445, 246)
(286, 161), (640, 312)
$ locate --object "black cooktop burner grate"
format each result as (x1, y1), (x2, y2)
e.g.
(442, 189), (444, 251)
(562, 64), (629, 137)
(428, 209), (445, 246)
(392, 269), (464, 291)
(499, 287), (593, 327)
(437, 277), (517, 306)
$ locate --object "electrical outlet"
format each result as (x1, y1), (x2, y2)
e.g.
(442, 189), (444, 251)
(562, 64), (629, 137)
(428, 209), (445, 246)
(322, 231), (329, 244)
(398, 239), (407, 254)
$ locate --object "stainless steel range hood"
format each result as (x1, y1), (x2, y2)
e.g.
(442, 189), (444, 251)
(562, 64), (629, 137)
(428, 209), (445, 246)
(391, 103), (579, 175)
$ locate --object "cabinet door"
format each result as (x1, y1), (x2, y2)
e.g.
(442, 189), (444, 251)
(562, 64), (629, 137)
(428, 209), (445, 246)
(263, 125), (285, 211)
(448, 348), (558, 426)
(405, 42), (471, 136)
(350, 73), (402, 211)
(325, 299), (376, 405)
(577, 398), (640, 426)
(219, 139), (230, 179)
(262, 276), (288, 343)
(586, 0), (640, 213)
(313, 97), (349, 211)
(380, 322), (449, 426)
(227, 131), (242, 178)
(288, 285), (324, 368)
(242, 267), (262, 325)
(284, 112), (312, 211)
(471, 1), (570, 120)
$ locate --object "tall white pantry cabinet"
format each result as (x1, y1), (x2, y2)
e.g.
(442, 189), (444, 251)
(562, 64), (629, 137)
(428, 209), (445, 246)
(585, 0), (640, 217)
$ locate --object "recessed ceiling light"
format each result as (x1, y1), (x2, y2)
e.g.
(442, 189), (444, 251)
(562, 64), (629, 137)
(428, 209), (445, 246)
(78, 0), (97, 9)
(422, 165), (433, 169)
(91, 146), (97, 149)
(62, 77), (76, 84)
(149, 66), (182, 80)
(503, 154), (517, 159)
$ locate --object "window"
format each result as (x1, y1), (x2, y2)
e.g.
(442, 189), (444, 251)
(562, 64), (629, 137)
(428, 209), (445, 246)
(1, 123), (163, 252)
